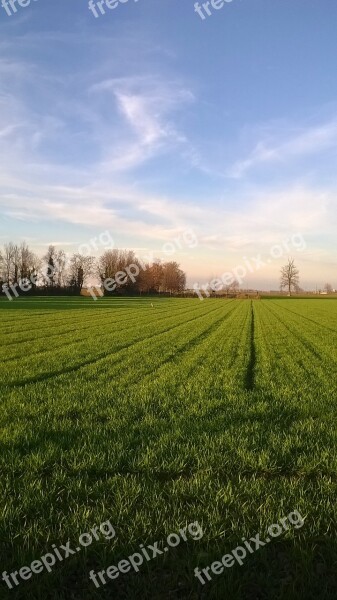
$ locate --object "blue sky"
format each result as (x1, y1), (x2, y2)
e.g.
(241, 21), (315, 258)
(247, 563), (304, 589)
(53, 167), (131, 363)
(0, 0), (336, 289)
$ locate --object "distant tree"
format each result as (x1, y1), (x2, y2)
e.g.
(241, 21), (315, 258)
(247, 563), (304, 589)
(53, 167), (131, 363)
(137, 263), (153, 294)
(12, 244), (20, 284)
(224, 278), (240, 296)
(98, 249), (141, 295)
(207, 274), (223, 294)
(43, 246), (68, 289)
(1, 241), (39, 289)
(280, 258), (300, 296)
(137, 260), (186, 295)
(55, 249), (67, 288)
(162, 262), (186, 294)
(231, 278), (240, 293)
(19, 242), (32, 280)
(69, 254), (95, 293)
(29, 254), (43, 291)
(148, 260), (164, 293)
(43, 245), (57, 288)
(3, 242), (16, 284)
(0, 248), (4, 292)
(19, 242), (40, 285)
(324, 283), (333, 294)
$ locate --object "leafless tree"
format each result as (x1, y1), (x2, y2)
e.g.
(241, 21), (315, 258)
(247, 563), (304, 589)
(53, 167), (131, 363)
(43, 246), (67, 288)
(69, 254), (95, 292)
(19, 243), (40, 282)
(224, 278), (240, 296)
(43, 245), (57, 287)
(324, 283), (333, 294)
(1, 242), (39, 286)
(148, 260), (164, 293)
(3, 242), (16, 283)
(137, 263), (154, 294)
(280, 258), (300, 296)
(98, 249), (141, 294)
(55, 249), (67, 288)
(162, 262), (186, 294)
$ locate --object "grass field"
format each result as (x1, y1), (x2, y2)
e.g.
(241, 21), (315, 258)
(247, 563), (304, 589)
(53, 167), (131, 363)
(1, 297), (337, 599)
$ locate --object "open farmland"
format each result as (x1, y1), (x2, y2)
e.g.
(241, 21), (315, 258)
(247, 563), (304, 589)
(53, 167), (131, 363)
(1, 297), (337, 599)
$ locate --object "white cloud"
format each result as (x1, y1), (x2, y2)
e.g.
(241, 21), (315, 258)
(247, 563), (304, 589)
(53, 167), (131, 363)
(229, 119), (337, 178)
(89, 75), (195, 172)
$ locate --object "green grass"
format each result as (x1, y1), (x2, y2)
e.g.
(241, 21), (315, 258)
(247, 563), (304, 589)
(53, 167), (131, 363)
(1, 297), (337, 599)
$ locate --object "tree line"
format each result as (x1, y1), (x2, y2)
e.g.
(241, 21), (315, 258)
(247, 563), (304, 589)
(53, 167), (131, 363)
(0, 242), (187, 297)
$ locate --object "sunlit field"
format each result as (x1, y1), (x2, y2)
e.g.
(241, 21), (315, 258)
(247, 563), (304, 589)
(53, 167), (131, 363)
(1, 297), (337, 599)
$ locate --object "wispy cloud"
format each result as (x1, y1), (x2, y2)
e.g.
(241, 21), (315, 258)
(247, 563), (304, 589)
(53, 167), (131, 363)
(229, 119), (337, 178)
(90, 75), (195, 172)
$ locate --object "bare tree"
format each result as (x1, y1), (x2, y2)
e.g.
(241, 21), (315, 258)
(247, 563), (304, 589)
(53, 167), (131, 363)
(43, 245), (57, 287)
(19, 242), (32, 280)
(280, 258), (300, 296)
(149, 260), (164, 293)
(1, 242), (37, 285)
(42, 247), (67, 288)
(55, 249), (67, 288)
(12, 244), (20, 284)
(69, 254), (95, 293)
(98, 249), (141, 294)
(137, 263), (152, 294)
(162, 262), (186, 294)
(324, 283), (333, 294)
(29, 253), (43, 290)
(224, 278), (239, 296)
(19, 243), (40, 283)
(3, 242), (16, 283)
(0, 242), (41, 294)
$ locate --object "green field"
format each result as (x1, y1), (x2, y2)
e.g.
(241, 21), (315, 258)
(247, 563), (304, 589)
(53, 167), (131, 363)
(1, 297), (337, 599)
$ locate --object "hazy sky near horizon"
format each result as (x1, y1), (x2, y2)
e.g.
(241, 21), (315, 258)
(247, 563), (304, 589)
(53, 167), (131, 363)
(0, 0), (336, 289)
